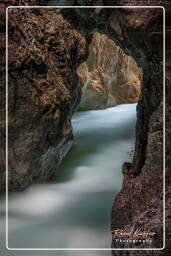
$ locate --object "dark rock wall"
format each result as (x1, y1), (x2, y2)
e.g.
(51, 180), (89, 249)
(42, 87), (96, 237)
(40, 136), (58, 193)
(0, 4), (88, 190)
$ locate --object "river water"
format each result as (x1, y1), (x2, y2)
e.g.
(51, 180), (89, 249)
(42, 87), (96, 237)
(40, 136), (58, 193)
(0, 103), (137, 255)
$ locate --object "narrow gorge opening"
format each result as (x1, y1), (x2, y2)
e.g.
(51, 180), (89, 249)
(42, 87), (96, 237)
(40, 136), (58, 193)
(48, 32), (143, 248)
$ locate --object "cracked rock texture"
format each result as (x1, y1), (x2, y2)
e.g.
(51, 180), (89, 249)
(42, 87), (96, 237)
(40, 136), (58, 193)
(0, 5), (88, 190)
(77, 32), (142, 110)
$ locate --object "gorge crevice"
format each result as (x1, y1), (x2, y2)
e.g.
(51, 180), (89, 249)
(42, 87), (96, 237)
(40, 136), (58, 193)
(0, 0), (170, 254)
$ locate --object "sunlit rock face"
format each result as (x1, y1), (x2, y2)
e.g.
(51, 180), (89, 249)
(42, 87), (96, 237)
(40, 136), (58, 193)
(77, 32), (142, 111)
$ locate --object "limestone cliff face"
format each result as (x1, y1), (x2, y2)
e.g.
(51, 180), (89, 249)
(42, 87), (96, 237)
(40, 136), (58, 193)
(0, 5), (88, 190)
(77, 32), (142, 110)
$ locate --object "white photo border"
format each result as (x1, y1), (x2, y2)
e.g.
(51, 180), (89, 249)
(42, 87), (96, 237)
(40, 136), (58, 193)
(6, 5), (166, 251)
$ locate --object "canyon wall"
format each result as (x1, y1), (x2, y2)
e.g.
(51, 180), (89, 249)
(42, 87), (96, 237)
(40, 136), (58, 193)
(0, 4), (88, 190)
(77, 32), (142, 110)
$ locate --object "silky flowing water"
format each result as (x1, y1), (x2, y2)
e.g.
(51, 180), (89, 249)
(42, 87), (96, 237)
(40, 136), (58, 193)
(0, 103), (137, 255)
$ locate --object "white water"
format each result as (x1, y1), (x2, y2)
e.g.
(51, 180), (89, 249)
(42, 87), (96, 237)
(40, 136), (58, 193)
(0, 103), (137, 255)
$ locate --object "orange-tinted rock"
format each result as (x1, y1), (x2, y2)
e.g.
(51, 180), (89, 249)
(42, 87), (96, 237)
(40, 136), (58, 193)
(77, 32), (142, 110)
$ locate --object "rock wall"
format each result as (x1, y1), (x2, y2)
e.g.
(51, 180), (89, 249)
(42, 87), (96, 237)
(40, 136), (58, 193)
(0, 4), (88, 190)
(77, 32), (142, 110)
